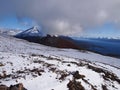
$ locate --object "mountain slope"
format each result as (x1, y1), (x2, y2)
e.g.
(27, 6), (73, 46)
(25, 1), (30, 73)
(16, 26), (43, 38)
(0, 34), (120, 90)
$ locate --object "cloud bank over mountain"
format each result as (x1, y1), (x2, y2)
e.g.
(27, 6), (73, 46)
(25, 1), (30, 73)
(0, 0), (120, 35)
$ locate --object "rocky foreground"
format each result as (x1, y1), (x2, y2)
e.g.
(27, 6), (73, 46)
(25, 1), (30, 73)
(0, 53), (120, 90)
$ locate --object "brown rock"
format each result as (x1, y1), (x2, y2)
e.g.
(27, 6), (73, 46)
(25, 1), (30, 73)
(0, 85), (8, 90)
(67, 80), (85, 90)
(0, 83), (27, 90)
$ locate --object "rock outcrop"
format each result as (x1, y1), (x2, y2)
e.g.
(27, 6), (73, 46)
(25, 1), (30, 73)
(0, 83), (27, 90)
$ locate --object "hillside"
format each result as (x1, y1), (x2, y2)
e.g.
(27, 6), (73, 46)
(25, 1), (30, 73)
(0, 34), (120, 90)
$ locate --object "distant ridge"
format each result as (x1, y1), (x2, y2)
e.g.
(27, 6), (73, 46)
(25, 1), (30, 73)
(0, 28), (21, 36)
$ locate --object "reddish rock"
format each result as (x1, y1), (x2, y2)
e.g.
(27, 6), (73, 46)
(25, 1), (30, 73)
(40, 35), (80, 49)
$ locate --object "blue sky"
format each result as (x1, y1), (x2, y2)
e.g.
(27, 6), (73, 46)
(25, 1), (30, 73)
(82, 23), (120, 38)
(0, 15), (34, 30)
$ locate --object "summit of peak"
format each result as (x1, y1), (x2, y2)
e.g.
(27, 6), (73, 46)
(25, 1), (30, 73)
(16, 26), (44, 37)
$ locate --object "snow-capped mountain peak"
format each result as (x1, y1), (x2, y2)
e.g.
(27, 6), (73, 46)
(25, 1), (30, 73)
(16, 26), (44, 37)
(24, 26), (41, 35)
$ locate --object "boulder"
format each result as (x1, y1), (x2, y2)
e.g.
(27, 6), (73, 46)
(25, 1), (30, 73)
(0, 85), (8, 90)
(0, 83), (27, 90)
(73, 71), (85, 79)
(67, 79), (85, 90)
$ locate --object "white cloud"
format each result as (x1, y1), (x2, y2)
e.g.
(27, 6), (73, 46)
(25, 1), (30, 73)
(97, 10), (108, 24)
(49, 20), (82, 35)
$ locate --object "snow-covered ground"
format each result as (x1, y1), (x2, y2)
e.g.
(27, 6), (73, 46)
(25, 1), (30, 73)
(0, 34), (120, 90)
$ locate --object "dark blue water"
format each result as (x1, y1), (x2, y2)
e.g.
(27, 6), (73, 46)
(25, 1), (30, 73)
(72, 37), (120, 58)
